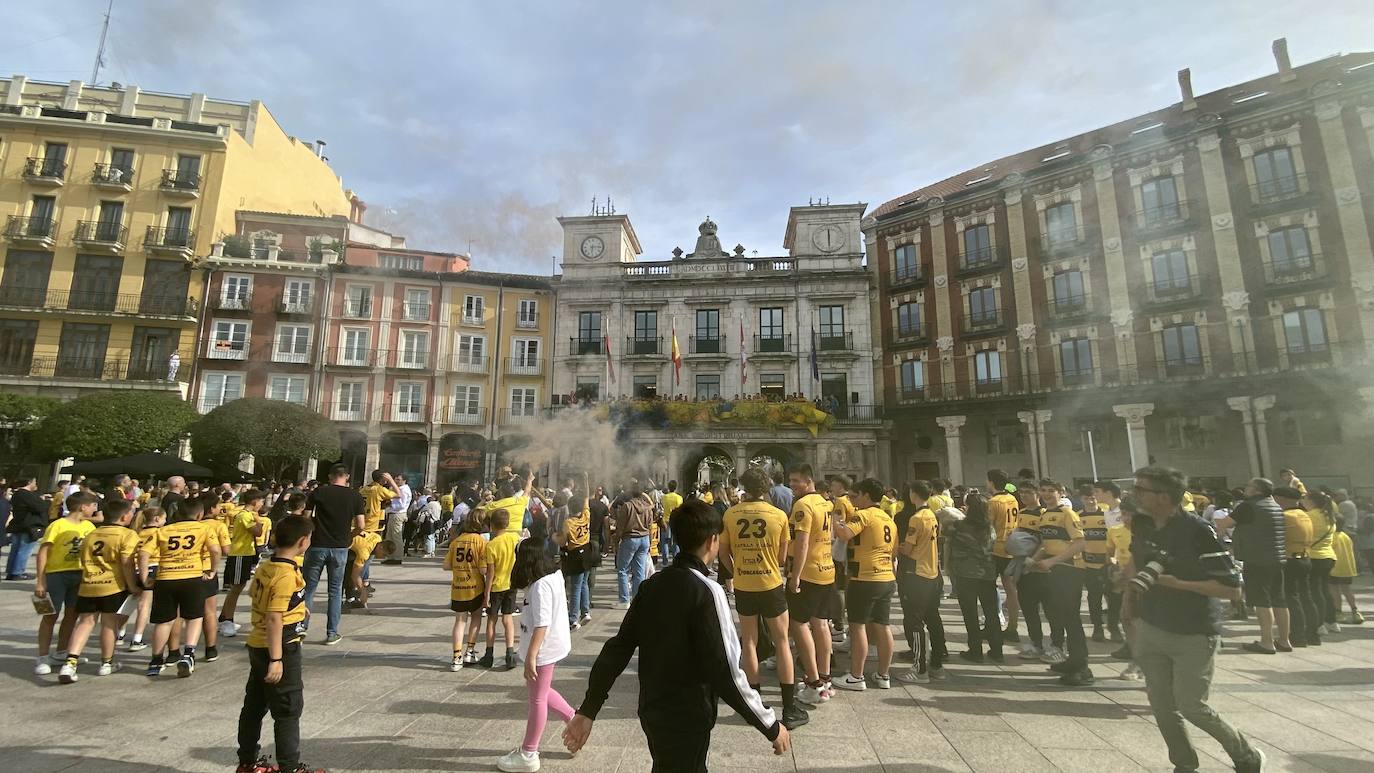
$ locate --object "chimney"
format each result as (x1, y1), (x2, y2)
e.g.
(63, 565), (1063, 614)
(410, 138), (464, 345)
(1178, 68), (1196, 111)
(1273, 38), (1295, 81)
(349, 195), (367, 225)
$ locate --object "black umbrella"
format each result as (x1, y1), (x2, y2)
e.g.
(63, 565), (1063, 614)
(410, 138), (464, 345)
(68, 452), (214, 479)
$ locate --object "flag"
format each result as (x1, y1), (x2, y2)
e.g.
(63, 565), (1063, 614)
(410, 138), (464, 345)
(809, 328), (820, 381)
(739, 319), (748, 387)
(670, 322), (682, 388)
(603, 333), (616, 384)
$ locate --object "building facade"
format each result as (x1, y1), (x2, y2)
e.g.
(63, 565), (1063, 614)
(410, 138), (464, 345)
(867, 41), (1374, 493)
(553, 204), (889, 484)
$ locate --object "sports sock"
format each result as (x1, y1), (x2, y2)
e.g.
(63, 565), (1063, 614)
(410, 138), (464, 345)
(749, 683), (761, 692)
(182, 646), (195, 657)
(781, 683), (796, 710)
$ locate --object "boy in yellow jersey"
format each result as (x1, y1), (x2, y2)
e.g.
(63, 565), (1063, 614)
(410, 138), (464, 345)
(559, 494), (593, 627)
(1077, 487), (1113, 643)
(986, 470), (1022, 643)
(142, 497), (220, 679)
(346, 529), (386, 612)
(1330, 519), (1362, 625)
(1033, 479), (1091, 686)
(478, 509), (520, 670)
(220, 490), (267, 639)
(721, 469), (807, 729)
(200, 493), (233, 663)
(1105, 498), (1142, 679)
(1011, 481), (1050, 660)
(120, 506), (166, 652)
(447, 517), (487, 670)
(33, 491), (98, 676)
(60, 498), (140, 682)
(217, 491), (241, 527)
(828, 476), (856, 643)
(786, 463), (835, 705)
(360, 470), (397, 533)
(894, 481), (945, 685)
(1274, 487), (1315, 650)
(831, 478), (897, 692)
(235, 516), (322, 773)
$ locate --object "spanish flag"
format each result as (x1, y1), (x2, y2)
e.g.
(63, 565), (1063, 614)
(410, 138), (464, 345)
(670, 322), (682, 387)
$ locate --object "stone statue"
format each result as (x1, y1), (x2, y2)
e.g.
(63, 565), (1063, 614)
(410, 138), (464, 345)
(687, 217), (728, 258)
(697, 458), (711, 488)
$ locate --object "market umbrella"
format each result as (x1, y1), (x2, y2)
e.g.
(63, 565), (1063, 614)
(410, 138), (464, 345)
(68, 452), (214, 479)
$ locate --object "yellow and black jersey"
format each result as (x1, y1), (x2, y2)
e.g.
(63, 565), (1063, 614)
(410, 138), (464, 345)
(137, 527), (161, 565)
(215, 501), (240, 527)
(246, 556), (307, 648)
(78, 525), (139, 597)
(1079, 510), (1109, 568)
(254, 514), (273, 550)
(1015, 506), (1043, 531)
(1038, 507), (1085, 568)
(482, 531), (519, 593)
(563, 507), (591, 550)
(360, 482), (392, 533)
(148, 521), (210, 580)
(897, 507), (939, 579)
(788, 493), (835, 585)
(988, 493), (1020, 559)
(650, 519), (661, 558)
(349, 530), (382, 567)
(721, 500), (789, 592)
(1283, 508), (1313, 558)
(228, 509), (260, 557)
(1106, 523), (1133, 567)
(447, 532), (486, 602)
(201, 518), (230, 572)
(40, 517), (94, 574)
(843, 506), (896, 582)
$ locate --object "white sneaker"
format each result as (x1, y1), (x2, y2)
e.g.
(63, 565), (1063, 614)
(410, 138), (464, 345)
(570, 621), (581, 631)
(97, 661), (119, 676)
(871, 673), (891, 689)
(832, 673), (867, 691)
(897, 668), (929, 684)
(797, 684), (826, 706)
(1040, 645), (1067, 664)
(612, 602), (630, 610)
(1328, 622), (1342, 634)
(34, 658), (52, 676)
(496, 748), (541, 772)
(820, 680), (836, 699)
(1018, 643), (1044, 660)
(579, 613), (592, 625)
(1120, 663), (1143, 681)
(58, 661), (78, 684)
(763, 656), (777, 671)
(450, 658), (464, 672)
(218, 619), (237, 638)
(127, 639), (147, 652)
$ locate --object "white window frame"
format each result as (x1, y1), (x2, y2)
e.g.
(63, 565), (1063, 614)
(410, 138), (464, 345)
(208, 319), (249, 359)
(282, 279), (312, 312)
(198, 371), (243, 413)
(345, 284), (373, 318)
(451, 384), (483, 425)
(273, 324), (311, 364)
(393, 381), (424, 422)
(334, 380), (366, 421)
(454, 334), (486, 372)
(403, 287), (431, 321)
(267, 374), (308, 405)
(463, 294), (485, 325)
(517, 298), (538, 329)
(509, 387), (537, 421)
(511, 337), (541, 375)
(221, 274), (252, 310)
(340, 327), (370, 366)
(398, 329), (430, 369)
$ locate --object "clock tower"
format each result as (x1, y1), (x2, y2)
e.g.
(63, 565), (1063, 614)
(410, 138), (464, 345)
(557, 212), (642, 278)
(783, 202), (867, 259)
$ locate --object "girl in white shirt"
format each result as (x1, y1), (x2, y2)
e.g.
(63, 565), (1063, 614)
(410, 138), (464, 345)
(497, 536), (574, 773)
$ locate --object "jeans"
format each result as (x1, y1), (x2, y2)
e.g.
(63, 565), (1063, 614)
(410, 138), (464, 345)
(1135, 620), (1261, 771)
(301, 547), (348, 637)
(956, 576), (1003, 655)
(567, 571), (590, 621)
(238, 642), (303, 769)
(423, 523), (437, 556)
(616, 535), (650, 603)
(5, 531), (38, 578)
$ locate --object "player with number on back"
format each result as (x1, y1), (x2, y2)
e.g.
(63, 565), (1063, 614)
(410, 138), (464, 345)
(141, 497), (220, 679)
(447, 515), (487, 670)
(831, 478), (898, 692)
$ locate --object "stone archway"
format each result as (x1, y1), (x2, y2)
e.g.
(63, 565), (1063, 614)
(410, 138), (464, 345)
(335, 429), (368, 483)
(748, 444), (795, 481)
(680, 444), (737, 491)
(380, 431), (429, 488)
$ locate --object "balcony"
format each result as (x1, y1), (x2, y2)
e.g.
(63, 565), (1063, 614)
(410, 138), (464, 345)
(817, 331), (854, 352)
(963, 311), (1004, 335)
(138, 294), (196, 317)
(507, 356), (543, 376)
(898, 386), (926, 403)
(516, 314), (539, 330)
(570, 337), (603, 356)
(0, 287), (194, 318)
(1039, 226), (1094, 257)
(974, 377), (1005, 395)
(1249, 173), (1312, 209)
(279, 296), (313, 315)
(690, 336), (724, 355)
(835, 405), (883, 424)
(445, 406), (488, 426)
(451, 353), (488, 373)
(1286, 342), (1332, 366)
(0, 356), (182, 384)
(893, 324), (926, 344)
(23, 157), (66, 185)
(328, 402), (368, 422)
(501, 408), (544, 426)
(144, 226), (195, 259)
(343, 301), (372, 319)
(206, 339), (248, 360)
(1143, 275), (1203, 306)
(1047, 293), (1092, 321)
(460, 312), (485, 326)
(955, 246), (1003, 276)
(385, 401), (428, 423)
(91, 163), (134, 191)
(160, 169), (201, 196)
(1134, 200), (1193, 234)
(271, 349), (311, 365)
(1060, 367), (1096, 387)
(1162, 357), (1206, 379)
(73, 220), (127, 252)
(4, 215), (58, 248)
(216, 290), (252, 311)
(753, 334), (794, 355)
(125, 355), (192, 381)
(889, 266), (925, 289)
(1263, 254), (1330, 288)
(627, 336), (662, 356)
(387, 349), (431, 370)
(401, 302), (431, 321)
(328, 348), (375, 367)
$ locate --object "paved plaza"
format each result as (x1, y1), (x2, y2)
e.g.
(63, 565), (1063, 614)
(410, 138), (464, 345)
(3, 561), (1374, 772)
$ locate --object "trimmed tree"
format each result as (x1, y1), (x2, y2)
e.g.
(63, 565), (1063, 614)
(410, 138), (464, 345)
(191, 398), (340, 482)
(0, 392), (61, 430)
(31, 391), (198, 461)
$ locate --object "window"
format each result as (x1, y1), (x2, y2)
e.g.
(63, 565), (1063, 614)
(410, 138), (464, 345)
(1161, 324), (1202, 368)
(819, 305), (845, 339)
(578, 311), (603, 354)
(463, 295), (485, 323)
(209, 320), (248, 359)
(893, 243), (919, 281)
(1052, 270), (1086, 311)
(341, 328), (370, 365)
(968, 287), (998, 326)
(760, 373), (785, 400)
(518, 299), (538, 328)
(1268, 226), (1313, 272)
(510, 387), (537, 417)
(0, 319), (38, 374)
(403, 288), (430, 321)
(56, 322), (109, 377)
(0, 250), (52, 306)
(200, 373), (243, 412)
(268, 375), (307, 404)
(987, 419), (1027, 455)
(1164, 416), (1217, 451)
(455, 334), (485, 366)
(94, 201), (124, 241)
(109, 148), (135, 177)
(379, 254), (423, 271)
(399, 330), (429, 368)
(452, 384), (482, 422)
(283, 279), (312, 312)
(274, 324), (311, 363)
(634, 375), (659, 399)
(962, 224), (993, 266)
(694, 374), (721, 400)
(174, 154), (201, 186)
(222, 275), (251, 308)
(27, 195), (56, 236)
(695, 309), (721, 352)
(41, 142), (67, 176)
(1140, 176), (1181, 223)
(973, 350), (1002, 386)
(139, 259), (190, 315)
(336, 381), (365, 419)
(395, 382), (424, 420)
(634, 310), (658, 354)
(897, 302), (922, 337)
(1150, 249), (1191, 295)
(1253, 146), (1299, 200)
(513, 338), (540, 371)
(574, 376), (600, 401)
(1045, 202), (1078, 246)
(1279, 408), (1341, 446)
(760, 307), (784, 341)
(345, 285), (372, 318)
(164, 207), (193, 245)
(1283, 309), (1328, 356)
(1059, 338), (1093, 381)
(69, 254), (122, 311)
(899, 360), (924, 398)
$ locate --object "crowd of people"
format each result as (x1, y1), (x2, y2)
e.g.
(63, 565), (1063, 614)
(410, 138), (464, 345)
(1, 459), (1371, 773)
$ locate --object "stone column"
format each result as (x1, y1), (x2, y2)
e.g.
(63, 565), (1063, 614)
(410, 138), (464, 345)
(1197, 131), (1251, 363)
(425, 439), (440, 488)
(861, 442), (876, 477)
(365, 436), (381, 473)
(1034, 409), (1052, 478)
(1017, 410), (1041, 478)
(735, 443), (750, 477)
(1251, 394), (1277, 478)
(936, 415), (967, 485)
(1226, 396), (1261, 479)
(1003, 178), (1035, 354)
(1222, 292), (1253, 373)
(1112, 403), (1155, 471)
(1316, 100), (1374, 341)
(302, 457), (319, 483)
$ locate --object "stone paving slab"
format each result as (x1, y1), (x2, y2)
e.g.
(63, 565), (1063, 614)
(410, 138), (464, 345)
(2, 559), (1373, 772)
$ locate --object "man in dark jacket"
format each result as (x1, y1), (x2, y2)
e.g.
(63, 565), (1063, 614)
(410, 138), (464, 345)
(1215, 477), (1286, 654)
(564, 499), (789, 771)
(5, 478), (48, 579)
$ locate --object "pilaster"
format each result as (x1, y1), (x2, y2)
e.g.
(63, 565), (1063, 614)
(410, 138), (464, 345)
(935, 415), (967, 485)
(1315, 101), (1374, 342)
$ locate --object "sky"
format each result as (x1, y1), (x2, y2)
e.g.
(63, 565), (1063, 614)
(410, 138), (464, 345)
(4, 1), (1372, 275)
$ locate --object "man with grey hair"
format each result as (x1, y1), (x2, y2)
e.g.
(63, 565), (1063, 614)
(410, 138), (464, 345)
(161, 476), (187, 519)
(1214, 478), (1286, 654)
(1336, 490), (1358, 534)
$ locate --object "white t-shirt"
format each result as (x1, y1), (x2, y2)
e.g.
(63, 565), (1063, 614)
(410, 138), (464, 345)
(518, 570), (571, 667)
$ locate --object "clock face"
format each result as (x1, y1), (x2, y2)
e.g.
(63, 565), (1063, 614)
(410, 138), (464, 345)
(812, 224), (846, 253)
(580, 235), (605, 260)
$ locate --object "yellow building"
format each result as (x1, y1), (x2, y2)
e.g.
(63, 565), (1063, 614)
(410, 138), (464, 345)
(0, 75), (350, 399)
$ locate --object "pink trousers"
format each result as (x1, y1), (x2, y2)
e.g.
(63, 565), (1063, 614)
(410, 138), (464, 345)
(524, 663), (575, 753)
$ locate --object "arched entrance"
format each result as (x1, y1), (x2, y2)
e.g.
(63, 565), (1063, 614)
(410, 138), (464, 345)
(380, 431), (429, 488)
(437, 432), (486, 491)
(749, 445), (794, 482)
(680, 444), (737, 491)
(335, 429), (368, 483)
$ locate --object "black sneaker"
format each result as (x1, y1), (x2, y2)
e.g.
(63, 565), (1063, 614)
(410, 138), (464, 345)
(503, 651), (517, 671)
(176, 653), (195, 678)
(1091, 627), (1105, 643)
(235, 756), (275, 773)
(896, 650), (917, 663)
(957, 650), (985, 664)
(477, 651), (494, 669)
(1048, 660), (1077, 674)
(205, 646), (219, 662)
(1109, 627), (1124, 643)
(1058, 667), (1094, 687)
(781, 704), (810, 729)
(988, 650), (1006, 664)
(1002, 628), (1021, 643)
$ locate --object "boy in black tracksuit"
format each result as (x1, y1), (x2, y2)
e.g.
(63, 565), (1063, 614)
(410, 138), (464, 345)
(563, 499), (789, 772)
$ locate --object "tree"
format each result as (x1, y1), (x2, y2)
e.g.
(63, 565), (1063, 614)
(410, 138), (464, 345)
(0, 392), (60, 430)
(31, 391), (197, 461)
(191, 398), (340, 482)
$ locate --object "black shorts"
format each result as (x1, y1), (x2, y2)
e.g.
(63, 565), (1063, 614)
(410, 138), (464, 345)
(994, 555), (1012, 577)
(846, 579), (896, 625)
(487, 589), (516, 616)
(224, 555), (259, 586)
(735, 586), (787, 619)
(787, 580), (833, 622)
(202, 576), (220, 602)
(76, 591), (128, 615)
(450, 597), (484, 613)
(151, 577), (207, 624)
(1245, 563), (1284, 608)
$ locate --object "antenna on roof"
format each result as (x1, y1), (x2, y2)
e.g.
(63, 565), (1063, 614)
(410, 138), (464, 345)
(90, 0), (113, 85)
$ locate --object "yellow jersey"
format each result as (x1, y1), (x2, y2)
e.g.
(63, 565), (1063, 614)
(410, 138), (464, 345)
(721, 500), (789, 592)
(255, 514), (273, 550)
(40, 517), (94, 574)
(1080, 510), (1109, 568)
(843, 505), (896, 582)
(149, 521), (210, 580)
(487, 495), (529, 531)
(1282, 508), (1312, 558)
(360, 483), (392, 532)
(216, 501), (240, 526)
(201, 518), (230, 571)
(137, 527), (162, 566)
(789, 493), (835, 586)
(988, 493), (1020, 559)
(1038, 507), (1084, 568)
(48, 493), (62, 521)
(440, 493), (454, 513)
(228, 508), (260, 557)
(1333, 531), (1357, 578)
(897, 507), (939, 579)
(447, 532), (487, 602)
(246, 556), (307, 648)
(78, 525), (139, 597)
(650, 520), (661, 558)
(483, 531), (519, 593)
(701, 491), (714, 505)
(563, 507), (591, 549)
(349, 531), (382, 566)
(661, 491), (683, 524)
(928, 493), (953, 512)
(1105, 523), (1133, 567)
(1306, 507), (1338, 560)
